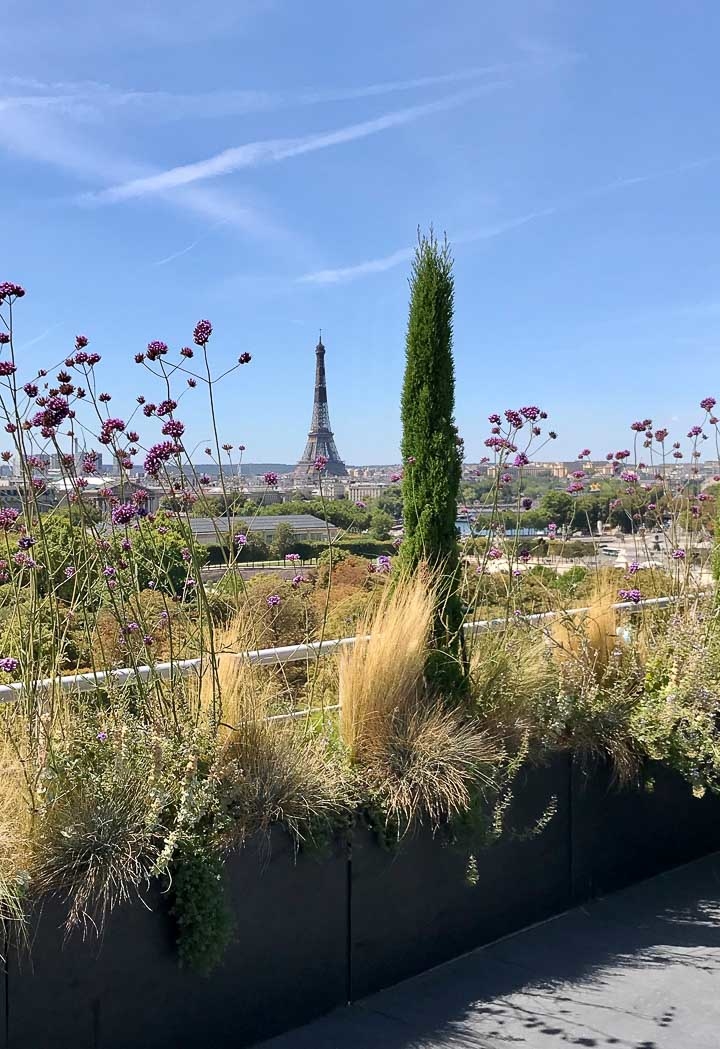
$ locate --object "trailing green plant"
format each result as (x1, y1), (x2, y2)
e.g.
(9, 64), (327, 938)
(169, 842), (234, 975)
(449, 735), (556, 850)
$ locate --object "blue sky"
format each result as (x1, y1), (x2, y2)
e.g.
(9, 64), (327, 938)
(2, 0), (720, 464)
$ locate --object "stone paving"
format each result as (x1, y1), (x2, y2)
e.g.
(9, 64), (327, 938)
(257, 852), (720, 1049)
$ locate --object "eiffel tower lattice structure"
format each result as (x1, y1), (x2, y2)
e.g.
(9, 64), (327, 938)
(295, 334), (348, 477)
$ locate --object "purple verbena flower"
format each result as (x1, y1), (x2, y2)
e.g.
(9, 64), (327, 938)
(144, 440), (178, 476)
(0, 283), (25, 301)
(111, 502), (138, 525)
(145, 340), (168, 362)
(193, 319), (213, 346)
(161, 419), (185, 439)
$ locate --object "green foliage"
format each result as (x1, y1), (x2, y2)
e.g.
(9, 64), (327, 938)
(399, 231), (464, 685)
(369, 507), (394, 540)
(311, 537), (395, 560)
(270, 521), (297, 559)
(169, 846), (233, 974)
(371, 485), (403, 519)
(35, 512), (101, 603)
(33, 716), (170, 934)
(547, 539), (597, 559)
(539, 491), (575, 527)
(450, 739), (557, 849)
(109, 511), (208, 595)
(237, 574), (316, 647)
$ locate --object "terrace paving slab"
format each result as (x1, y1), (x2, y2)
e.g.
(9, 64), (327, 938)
(255, 852), (720, 1049)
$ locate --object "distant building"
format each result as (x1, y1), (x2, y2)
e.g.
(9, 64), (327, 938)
(295, 335), (348, 478)
(0, 479), (58, 513)
(53, 478), (161, 516)
(348, 481), (390, 502)
(188, 513), (339, 546)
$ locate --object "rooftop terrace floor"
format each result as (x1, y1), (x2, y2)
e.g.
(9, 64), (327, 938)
(257, 851), (720, 1049)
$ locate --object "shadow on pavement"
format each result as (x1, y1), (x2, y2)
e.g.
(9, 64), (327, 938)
(257, 852), (720, 1049)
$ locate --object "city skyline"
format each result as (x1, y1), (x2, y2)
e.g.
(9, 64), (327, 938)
(3, 2), (720, 463)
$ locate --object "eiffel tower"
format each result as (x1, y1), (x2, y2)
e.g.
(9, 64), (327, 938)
(295, 334), (348, 477)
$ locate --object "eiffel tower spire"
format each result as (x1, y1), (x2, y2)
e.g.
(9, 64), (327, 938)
(295, 334), (347, 477)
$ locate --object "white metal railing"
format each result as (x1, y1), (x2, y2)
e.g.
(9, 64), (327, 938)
(0, 595), (686, 705)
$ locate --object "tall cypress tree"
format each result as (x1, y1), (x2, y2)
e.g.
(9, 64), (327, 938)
(399, 230), (465, 688)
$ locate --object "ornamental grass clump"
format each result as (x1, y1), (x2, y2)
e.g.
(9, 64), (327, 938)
(549, 578), (622, 680)
(33, 752), (165, 936)
(339, 569), (433, 760)
(468, 624), (558, 742)
(0, 748), (31, 945)
(539, 580), (647, 783)
(205, 647), (351, 849)
(339, 571), (500, 832)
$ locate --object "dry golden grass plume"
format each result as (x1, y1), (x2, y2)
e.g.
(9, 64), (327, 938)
(338, 568), (434, 761)
(549, 577), (622, 679)
(338, 569), (501, 832)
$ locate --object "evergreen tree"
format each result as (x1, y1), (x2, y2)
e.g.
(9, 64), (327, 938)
(399, 230), (464, 687)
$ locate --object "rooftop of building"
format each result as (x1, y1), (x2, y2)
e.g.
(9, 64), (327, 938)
(188, 513), (335, 532)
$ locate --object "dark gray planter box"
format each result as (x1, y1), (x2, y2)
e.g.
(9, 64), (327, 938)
(2, 755), (720, 1048)
(4, 830), (348, 1049)
(350, 754), (572, 998)
(570, 758), (720, 899)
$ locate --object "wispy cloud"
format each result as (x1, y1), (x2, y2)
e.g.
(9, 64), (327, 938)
(298, 159), (717, 286)
(90, 86), (504, 204)
(299, 247), (416, 286)
(151, 220), (229, 267)
(0, 56), (565, 124)
(299, 210), (557, 285)
(16, 323), (64, 351)
(0, 106), (307, 254)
